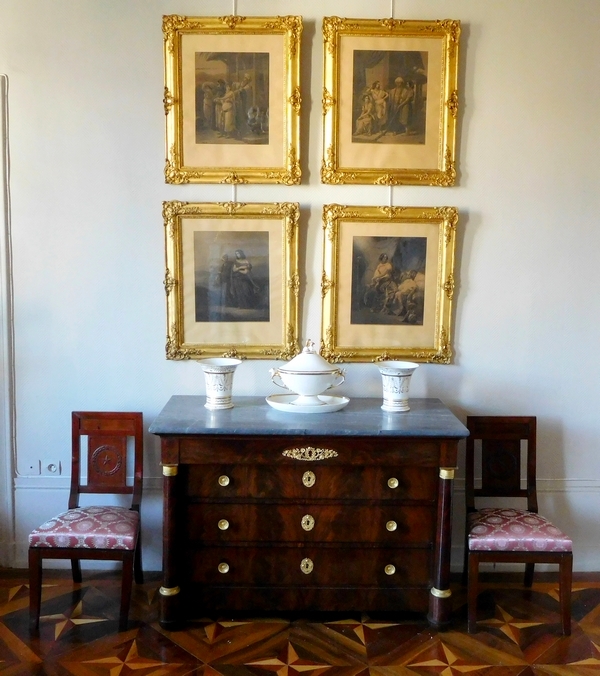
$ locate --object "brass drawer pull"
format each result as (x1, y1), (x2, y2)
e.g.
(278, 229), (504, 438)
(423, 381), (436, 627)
(386, 520), (397, 532)
(282, 447), (338, 461)
(301, 514), (315, 531)
(385, 564), (396, 576)
(302, 470), (316, 487)
(218, 519), (230, 531)
(300, 558), (314, 574)
(388, 477), (399, 489)
(218, 475), (230, 487)
(218, 562), (230, 574)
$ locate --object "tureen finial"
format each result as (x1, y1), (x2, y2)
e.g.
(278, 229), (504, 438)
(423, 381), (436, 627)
(304, 338), (315, 353)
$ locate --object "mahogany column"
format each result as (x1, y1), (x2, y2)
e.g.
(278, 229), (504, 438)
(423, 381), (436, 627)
(428, 465), (455, 629)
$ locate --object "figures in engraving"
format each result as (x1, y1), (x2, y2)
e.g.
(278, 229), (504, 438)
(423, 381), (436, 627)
(195, 52), (270, 145)
(354, 94), (376, 136)
(351, 50), (427, 145)
(230, 249), (260, 309)
(351, 236), (427, 326)
(195, 232), (270, 323)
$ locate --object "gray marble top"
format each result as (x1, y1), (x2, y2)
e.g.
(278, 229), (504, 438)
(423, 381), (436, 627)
(148, 396), (469, 438)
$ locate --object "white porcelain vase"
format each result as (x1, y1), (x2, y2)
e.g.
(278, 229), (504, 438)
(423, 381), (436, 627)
(197, 358), (242, 410)
(377, 361), (419, 412)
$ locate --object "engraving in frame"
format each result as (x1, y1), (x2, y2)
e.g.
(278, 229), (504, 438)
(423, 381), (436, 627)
(282, 447), (339, 461)
(301, 514), (315, 531)
(300, 558), (314, 574)
(302, 470), (316, 487)
(163, 201), (300, 360)
(321, 17), (460, 186)
(320, 205), (458, 363)
(163, 15), (302, 184)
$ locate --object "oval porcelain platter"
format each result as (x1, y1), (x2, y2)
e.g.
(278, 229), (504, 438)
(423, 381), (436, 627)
(265, 395), (350, 414)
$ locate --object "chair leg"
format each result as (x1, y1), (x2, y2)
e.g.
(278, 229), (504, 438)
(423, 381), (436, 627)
(524, 562), (535, 588)
(467, 552), (479, 633)
(71, 558), (82, 584)
(559, 553), (573, 636)
(119, 553), (135, 632)
(134, 532), (144, 585)
(28, 548), (43, 632)
(461, 534), (469, 587)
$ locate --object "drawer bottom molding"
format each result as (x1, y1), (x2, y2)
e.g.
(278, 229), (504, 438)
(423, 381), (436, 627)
(184, 585), (432, 615)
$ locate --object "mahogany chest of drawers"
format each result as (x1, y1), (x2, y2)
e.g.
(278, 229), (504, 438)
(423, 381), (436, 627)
(149, 396), (468, 629)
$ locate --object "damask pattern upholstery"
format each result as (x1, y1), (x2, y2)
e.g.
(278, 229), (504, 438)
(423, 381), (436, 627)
(29, 506), (139, 550)
(468, 507), (572, 553)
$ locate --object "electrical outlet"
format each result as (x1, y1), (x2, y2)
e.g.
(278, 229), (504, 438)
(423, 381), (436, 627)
(41, 459), (61, 476)
(26, 460), (41, 475)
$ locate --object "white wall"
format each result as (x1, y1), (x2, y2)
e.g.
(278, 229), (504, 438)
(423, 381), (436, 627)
(1, 0), (599, 572)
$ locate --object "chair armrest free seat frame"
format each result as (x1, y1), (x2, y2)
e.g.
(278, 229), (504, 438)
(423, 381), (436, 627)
(28, 411), (144, 632)
(463, 416), (572, 635)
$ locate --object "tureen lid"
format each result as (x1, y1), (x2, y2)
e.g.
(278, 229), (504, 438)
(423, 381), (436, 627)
(279, 339), (337, 373)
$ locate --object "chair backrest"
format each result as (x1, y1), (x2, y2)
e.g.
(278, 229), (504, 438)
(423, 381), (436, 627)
(69, 411), (144, 511)
(465, 416), (537, 515)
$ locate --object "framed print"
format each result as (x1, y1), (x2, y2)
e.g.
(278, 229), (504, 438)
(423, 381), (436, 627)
(163, 15), (302, 184)
(163, 201), (300, 360)
(320, 205), (458, 363)
(321, 17), (460, 186)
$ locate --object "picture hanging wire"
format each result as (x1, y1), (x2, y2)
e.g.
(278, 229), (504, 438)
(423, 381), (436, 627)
(231, 0), (237, 170)
(389, 0), (395, 206)
(230, 1), (254, 200)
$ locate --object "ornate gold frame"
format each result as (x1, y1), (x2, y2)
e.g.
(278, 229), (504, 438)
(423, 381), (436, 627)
(320, 205), (458, 363)
(163, 15), (302, 184)
(321, 17), (460, 186)
(163, 201), (300, 360)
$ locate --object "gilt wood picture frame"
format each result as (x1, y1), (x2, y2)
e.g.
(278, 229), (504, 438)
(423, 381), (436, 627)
(320, 205), (458, 363)
(321, 17), (460, 186)
(163, 15), (302, 185)
(164, 201), (300, 360)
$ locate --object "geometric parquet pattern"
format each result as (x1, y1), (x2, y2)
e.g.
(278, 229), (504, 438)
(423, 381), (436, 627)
(1, 569), (600, 675)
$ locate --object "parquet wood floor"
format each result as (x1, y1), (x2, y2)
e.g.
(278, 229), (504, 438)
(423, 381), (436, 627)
(1, 568), (600, 675)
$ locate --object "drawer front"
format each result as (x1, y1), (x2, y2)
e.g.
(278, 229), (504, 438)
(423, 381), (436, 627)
(187, 504), (435, 544)
(179, 435), (442, 467)
(185, 464), (438, 501)
(185, 546), (432, 587)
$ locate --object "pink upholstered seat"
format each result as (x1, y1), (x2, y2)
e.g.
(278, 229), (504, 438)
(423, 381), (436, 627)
(29, 506), (139, 550)
(468, 507), (572, 552)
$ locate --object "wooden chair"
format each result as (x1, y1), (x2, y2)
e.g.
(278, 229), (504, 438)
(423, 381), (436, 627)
(464, 416), (572, 635)
(28, 411), (144, 632)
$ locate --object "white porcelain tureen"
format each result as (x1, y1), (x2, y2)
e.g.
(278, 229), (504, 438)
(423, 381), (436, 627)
(269, 339), (345, 406)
